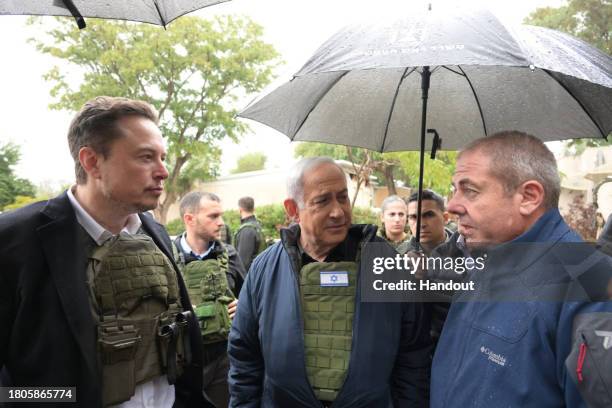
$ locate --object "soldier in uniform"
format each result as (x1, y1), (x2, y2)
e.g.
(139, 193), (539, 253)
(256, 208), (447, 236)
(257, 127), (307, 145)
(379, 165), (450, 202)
(406, 190), (454, 351)
(0, 97), (207, 407)
(406, 189), (452, 256)
(234, 196), (266, 271)
(228, 157), (431, 407)
(378, 194), (411, 254)
(173, 191), (246, 408)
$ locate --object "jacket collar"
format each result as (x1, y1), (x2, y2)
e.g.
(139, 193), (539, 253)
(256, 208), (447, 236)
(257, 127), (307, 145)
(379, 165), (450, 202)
(280, 223), (378, 272)
(511, 208), (574, 244)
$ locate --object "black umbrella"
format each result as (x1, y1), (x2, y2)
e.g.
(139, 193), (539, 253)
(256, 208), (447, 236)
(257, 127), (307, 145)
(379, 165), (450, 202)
(239, 6), (612, 247)
(0, 0), (230, 29)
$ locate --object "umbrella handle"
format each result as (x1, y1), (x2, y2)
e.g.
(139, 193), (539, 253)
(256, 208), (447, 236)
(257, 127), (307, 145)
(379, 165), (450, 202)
(427, 129), (441, 159)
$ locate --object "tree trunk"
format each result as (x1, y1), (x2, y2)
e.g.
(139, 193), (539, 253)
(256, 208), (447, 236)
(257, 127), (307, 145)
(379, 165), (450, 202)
(154, 188), (178, 224)
(384, 164), (397, 195)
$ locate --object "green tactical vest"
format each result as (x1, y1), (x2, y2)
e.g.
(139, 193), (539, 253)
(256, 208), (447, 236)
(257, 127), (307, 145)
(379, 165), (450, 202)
(300, 261), (358, 402)
(235, 221), (267, 255)
(182, 251), (235, 344)
(89, 233), (190, 406)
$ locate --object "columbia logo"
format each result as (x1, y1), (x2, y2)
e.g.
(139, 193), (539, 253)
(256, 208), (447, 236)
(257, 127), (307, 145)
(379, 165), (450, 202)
(595, 330), (612, 350)
(480, 346), (507, 367)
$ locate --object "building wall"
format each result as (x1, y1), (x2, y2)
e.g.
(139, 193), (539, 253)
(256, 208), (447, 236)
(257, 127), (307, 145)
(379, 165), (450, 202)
(557, 146), (612, 219)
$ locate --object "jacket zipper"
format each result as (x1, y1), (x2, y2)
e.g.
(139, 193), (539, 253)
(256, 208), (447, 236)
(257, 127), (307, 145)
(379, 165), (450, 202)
(577, 333), (588, 383)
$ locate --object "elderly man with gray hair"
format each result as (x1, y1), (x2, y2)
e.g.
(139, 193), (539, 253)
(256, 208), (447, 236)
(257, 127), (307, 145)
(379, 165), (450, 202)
(228, 156), (431, 407)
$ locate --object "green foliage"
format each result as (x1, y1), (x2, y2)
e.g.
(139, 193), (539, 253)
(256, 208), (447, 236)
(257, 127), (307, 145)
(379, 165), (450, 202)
(231, 152), (267, 173)
(256, 204), (289, 241)
(525, 0), (610, 54)
(352, 206), (379, 225)
(223, 204), (286, 242)
(386, 151), (457, 195)
(0, 143), (36, 210)
(295, 142), (366, 161)
(525, 0), (612, 152)
(30, 15), (281, 221)
(222, 208), (241, 238)
(2, 195), (41, 211)
(165, 218), (185, 237)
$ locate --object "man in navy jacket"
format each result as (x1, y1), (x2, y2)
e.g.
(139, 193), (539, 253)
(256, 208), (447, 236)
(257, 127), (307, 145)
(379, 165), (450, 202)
(228, 157), (431, 407)
(431, 131), (612, 408)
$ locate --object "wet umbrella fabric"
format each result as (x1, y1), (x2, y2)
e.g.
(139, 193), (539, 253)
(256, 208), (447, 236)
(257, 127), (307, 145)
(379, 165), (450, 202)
(239, 7), (612, 244)
(0, 0), (229, 29)
(241, 8), (611, 149)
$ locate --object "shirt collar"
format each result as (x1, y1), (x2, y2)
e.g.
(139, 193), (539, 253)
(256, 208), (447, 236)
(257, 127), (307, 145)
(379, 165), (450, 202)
(180, 233), (215, 259)
(67, 186), (142, 246)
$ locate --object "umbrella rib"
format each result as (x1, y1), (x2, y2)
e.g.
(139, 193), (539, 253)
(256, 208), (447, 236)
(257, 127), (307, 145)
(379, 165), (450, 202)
(541, 70), (607, 139)
(457, 65), (488, 136)
(441, 66), (464, 77)
(153, 0), (167, 28)
(291, 71), (350, 140)
(381, 67), (417, 151)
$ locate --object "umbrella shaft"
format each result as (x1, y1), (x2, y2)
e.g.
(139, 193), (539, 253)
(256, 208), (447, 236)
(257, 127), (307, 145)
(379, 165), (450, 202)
(415, 66), (431, 247)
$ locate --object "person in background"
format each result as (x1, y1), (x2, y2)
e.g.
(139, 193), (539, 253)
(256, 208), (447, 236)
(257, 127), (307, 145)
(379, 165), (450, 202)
(407, 189), (452, 256)
(173, 191), (246, 408)
(234, 196), (266, 271)
(379, 194), (411, 254)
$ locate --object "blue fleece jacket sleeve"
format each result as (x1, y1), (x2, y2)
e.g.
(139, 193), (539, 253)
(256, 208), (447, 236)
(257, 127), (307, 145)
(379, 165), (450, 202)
(228, 267), (264, 407)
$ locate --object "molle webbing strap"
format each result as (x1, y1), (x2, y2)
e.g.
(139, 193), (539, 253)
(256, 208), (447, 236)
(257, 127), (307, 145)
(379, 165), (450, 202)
(92, 234), (179, 315)
(300, 261), (357, 402)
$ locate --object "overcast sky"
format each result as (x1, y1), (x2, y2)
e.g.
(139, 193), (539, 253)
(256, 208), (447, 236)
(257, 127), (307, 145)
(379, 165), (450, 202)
(0, 0), (566, 189)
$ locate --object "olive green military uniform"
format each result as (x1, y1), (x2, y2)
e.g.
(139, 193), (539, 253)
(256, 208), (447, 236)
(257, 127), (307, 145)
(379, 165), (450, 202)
(234, 215), (266, 271)
(174, 235), (246, 408)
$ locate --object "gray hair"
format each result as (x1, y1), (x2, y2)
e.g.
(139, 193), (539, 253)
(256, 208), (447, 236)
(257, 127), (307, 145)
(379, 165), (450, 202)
(286, 156), (343, 208)
(179, 191), (220, 218)
(460, 131), (560, 209)
(381, 195), (407, 213)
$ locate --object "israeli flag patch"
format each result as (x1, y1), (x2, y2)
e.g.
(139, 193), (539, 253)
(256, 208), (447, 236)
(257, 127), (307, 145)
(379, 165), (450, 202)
(320, 271), (349, 287)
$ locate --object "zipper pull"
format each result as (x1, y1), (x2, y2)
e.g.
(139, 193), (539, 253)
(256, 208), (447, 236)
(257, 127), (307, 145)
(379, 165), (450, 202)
(576, 334), (588, 383)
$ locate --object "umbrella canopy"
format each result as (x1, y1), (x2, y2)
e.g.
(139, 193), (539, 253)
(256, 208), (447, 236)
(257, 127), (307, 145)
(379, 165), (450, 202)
(0, 0), (229, 29)
(239, 6), (612, 245)
(240, 7), (612, 151)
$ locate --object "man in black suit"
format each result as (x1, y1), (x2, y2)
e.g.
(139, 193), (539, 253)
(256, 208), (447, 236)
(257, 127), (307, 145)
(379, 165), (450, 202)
(0, 96), (207, 407)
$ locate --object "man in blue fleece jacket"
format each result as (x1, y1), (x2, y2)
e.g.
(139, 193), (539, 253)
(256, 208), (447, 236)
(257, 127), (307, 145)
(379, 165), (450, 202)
(431, 131), (612, 408)
(228, 157), (431, 407)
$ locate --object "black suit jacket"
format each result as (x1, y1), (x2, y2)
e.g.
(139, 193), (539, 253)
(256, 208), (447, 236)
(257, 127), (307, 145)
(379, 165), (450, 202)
(0, 192), (207, 407)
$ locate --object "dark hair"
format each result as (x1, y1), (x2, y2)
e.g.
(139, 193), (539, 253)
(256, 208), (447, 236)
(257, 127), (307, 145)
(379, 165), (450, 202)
(460, 131), (560, 209)
(180, 191), (220, 218)
(238, 196), (255, 212)
(67, 96), (158, 184)
(407, 189), (445, 211)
